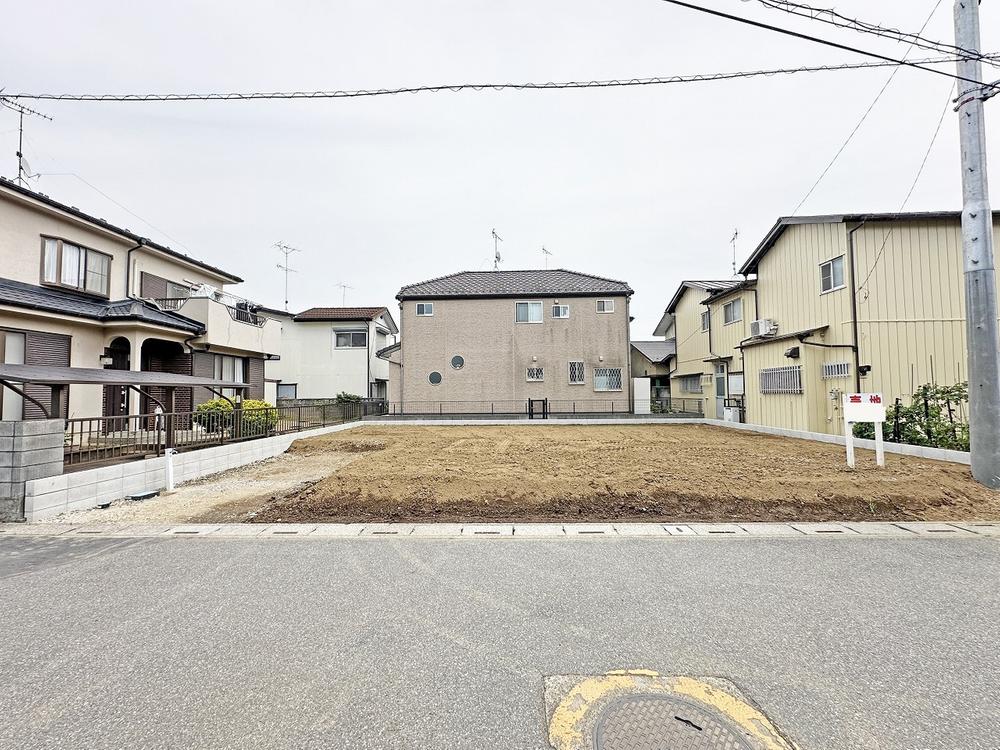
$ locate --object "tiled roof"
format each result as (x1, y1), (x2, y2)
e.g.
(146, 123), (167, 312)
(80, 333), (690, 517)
(293, 306), (388, 322)
(631, 340), (676, 363)
(0, 177), (242, 283)
(0, 277), (205, 333)
(397, 269), (633, 299)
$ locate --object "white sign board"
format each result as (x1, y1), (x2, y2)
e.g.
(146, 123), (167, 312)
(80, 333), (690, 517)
(842, 392), (886, 468)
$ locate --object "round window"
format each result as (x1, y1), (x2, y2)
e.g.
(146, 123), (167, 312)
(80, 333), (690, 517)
(428, 371), (442, 385)
(451, 355), (465, 370)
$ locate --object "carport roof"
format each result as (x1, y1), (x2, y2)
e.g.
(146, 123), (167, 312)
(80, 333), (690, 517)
(0, 363), (248, 389)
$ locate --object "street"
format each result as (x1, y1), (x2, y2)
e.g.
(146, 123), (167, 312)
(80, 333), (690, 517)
(1, 535), (999, 749)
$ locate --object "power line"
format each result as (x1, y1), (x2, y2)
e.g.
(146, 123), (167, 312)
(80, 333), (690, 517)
(2, 55), (996, 103)
(657, 0), (1000, 94)
(754, 0), (989, 62)
(855, 83), (955, 297)
(788, 0), (945, 215)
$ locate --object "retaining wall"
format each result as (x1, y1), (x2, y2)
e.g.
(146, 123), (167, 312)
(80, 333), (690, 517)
(0, 420), (64, 522)
(23, 421), (361, 522)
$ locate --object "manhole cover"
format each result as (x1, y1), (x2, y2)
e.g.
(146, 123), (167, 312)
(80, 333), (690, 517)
(595, 694), (754, 750)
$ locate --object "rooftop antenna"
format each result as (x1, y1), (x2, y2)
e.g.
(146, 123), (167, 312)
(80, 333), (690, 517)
(0, 96), (52, 187)
(334, 281), (354, 306)
(273, 242), (300, 311)
(730, 229), (739, 277)
(492, 228), (503, 270)
(542, 246), (553, 269)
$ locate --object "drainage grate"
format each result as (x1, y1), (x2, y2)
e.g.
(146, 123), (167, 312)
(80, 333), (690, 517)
(594, 694), (754, 750)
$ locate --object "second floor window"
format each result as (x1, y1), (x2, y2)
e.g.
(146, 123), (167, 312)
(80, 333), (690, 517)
(820, 255), (845, 293)
(552, 304), (570, 319)
(701, 310), (711, 331)
(416, 302), (434, 316)
(335, 331), (368, 348)
(42, 237), (112, 297)
(597, 299), (614, 313)
(515, 301), (543, 323)
(723, 298), (742, 325)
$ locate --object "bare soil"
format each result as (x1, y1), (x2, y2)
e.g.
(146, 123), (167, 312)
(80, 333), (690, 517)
(235, 424), (1000, 523)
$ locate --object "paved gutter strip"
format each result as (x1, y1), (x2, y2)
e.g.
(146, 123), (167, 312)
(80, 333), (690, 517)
(3, 521), (1000, 538)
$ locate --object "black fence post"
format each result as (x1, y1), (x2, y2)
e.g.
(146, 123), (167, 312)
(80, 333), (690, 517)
(923, 396), (932, 442)
(893, 398), (902, 443)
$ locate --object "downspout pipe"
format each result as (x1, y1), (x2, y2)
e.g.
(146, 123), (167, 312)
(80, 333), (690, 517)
(847, 222), (865, 393)
(124, 239), (147, 298)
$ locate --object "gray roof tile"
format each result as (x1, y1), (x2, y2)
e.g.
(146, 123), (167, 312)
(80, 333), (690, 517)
(397, 269), (632, 299)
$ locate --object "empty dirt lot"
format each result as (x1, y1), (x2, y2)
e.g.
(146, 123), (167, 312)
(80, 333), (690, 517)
(186, 424), (999, 523)
(54, 424), (1000, 525)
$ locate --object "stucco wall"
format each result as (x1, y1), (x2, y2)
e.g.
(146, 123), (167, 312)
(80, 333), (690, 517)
(398, 295), (630, 406)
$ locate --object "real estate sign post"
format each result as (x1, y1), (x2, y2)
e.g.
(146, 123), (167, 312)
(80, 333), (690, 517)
(843, 393), (886, 469)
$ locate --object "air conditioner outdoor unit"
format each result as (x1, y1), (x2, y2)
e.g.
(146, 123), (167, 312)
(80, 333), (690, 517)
(750, 319), (778, 338)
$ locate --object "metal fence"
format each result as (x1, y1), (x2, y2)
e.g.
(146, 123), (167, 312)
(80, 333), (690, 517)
(63, 401), (367, 469)
(650, 397), (705, 416)
(382, 399), (633, 416)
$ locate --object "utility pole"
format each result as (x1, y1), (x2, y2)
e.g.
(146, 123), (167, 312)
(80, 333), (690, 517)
(954, 0), (1000, 487)
(273, 242), (300, 312)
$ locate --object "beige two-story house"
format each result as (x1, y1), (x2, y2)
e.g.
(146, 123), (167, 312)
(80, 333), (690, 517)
(392, 269), (633, 413)
(737, 211), (1000, 435)
(0, 177), (280, 421)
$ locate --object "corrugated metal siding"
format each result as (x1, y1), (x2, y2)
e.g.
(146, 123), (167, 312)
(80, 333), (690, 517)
(140, 272), (168, 299)
(669, 289), (712, 411)
(247, 357), (265, 399)
(22, 331), (71, 419)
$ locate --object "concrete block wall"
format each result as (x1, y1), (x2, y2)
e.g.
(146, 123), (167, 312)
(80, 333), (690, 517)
(22, 421), (361, 521)
(0, 419), (65, 522)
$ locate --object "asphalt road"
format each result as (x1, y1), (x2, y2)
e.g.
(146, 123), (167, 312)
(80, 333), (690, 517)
(1, 535), (999, 750)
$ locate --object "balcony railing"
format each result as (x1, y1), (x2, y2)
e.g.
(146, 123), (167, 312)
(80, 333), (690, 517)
(154, 297), (188, 311)
(153, 297), (267, 326)
(226, 304), (267, 327)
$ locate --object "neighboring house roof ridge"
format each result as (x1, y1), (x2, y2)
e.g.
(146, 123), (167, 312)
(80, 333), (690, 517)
(739, 209), (1000, 275)
(292, 306), (388, 321)
(631, 340), (676, 364)
(397, 268), (633, 299)
(0, 276), (205, 333)
(665, 279), (744, 314)
(0, 177), (242, 284)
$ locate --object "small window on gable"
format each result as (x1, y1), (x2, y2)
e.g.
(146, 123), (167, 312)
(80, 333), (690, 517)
(820, 256), (845, 293)
(701, 310), (711, 331)
(597, 299), (614, 313)
(723, 298), (742, 325)
(335, 331), (368, 348)
(416, 302), (434, 316)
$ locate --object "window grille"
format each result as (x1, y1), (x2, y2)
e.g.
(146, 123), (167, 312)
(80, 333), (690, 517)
(760, 365), (803, 394)
(822, 361), (851, 379)
(526, 367), (544, 382)
(594, 367), (622, 391)
(569, 361), (585, 384)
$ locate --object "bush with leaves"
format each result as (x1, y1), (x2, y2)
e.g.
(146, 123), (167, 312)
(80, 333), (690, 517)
(335, 392), (362, 404)
(853, 382), (969, 451)
(193, 398), (279, 434)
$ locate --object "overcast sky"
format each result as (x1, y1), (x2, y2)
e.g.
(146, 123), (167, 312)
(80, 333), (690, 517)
(3, 0), (997, 336)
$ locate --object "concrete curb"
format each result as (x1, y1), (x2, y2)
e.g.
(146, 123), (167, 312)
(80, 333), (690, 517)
(3, 521), (999, 539)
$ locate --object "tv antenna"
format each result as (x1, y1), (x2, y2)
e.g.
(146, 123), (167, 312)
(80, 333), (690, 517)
(0, 96), (52, 187)
(730, 229), (739, 277)
(541, 246), (553, 269)
(492, 228), (503, 270)
(273, 242), (300, 311)
(334, 281), (354, 306)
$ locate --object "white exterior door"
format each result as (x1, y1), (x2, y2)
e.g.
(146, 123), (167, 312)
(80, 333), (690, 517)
(714, 363), (727, 419)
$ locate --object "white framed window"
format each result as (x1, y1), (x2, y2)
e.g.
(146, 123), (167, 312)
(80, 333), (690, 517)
(681, 375), (702, 393)
(760, 365), (803, 394)
(526, 366), (544, 382)
(594, 367), (622, 391)
(596, 299), (614, 313)
(701, 310), (711, 331)
(515, 301), (543, 323)
(276, 383), (297, 399)
(416, 302), (434, 316)
(820, 255), (846, 293)
(335, 330), (368, 348)
(723, 298), (742, 325)
(569, 361), (585, 384)
(552, 304), (570, 319)
(41, 237), (112, 297)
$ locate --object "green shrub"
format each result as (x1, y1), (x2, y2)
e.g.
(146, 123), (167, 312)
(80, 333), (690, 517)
(335, 392), (362, 404)
(853, 382), (969, 451)
(193, 398), (279, 434)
